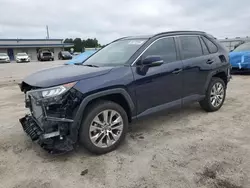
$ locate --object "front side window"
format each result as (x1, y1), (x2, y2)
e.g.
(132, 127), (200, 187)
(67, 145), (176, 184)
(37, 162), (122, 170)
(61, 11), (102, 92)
(179, 36), (203, 59)
(202, 37), (218, 53)
(83, 39), (146, 66)
(142, 37), (177, 63)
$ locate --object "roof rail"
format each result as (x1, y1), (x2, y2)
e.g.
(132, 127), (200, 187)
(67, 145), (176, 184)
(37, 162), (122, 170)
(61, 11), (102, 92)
(153, 30), (206, 37)
(112, 36), (129, 42)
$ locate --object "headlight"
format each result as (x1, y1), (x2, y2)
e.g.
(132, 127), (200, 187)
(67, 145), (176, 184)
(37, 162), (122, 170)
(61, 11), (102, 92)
(42, 86), (66, 98)
(41, 82), (76, 98)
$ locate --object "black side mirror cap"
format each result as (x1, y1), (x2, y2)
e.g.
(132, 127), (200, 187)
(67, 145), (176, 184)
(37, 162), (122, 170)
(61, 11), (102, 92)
(142, 56), (164, 67)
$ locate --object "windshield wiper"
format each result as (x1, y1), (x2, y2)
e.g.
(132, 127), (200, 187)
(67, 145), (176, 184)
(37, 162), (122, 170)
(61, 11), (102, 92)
(83, 64), (99, 67)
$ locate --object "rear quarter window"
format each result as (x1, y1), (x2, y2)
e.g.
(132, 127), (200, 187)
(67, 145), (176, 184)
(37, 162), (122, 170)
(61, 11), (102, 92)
(202, 37), (218, 53)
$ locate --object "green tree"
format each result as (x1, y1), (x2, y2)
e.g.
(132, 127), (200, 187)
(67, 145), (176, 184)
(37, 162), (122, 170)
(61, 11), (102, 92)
(63, 38), (74, 51)
(64, 38), (101, 52)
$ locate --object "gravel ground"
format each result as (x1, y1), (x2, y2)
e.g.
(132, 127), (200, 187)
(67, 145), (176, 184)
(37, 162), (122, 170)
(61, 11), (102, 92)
(0, 61), (250, 188)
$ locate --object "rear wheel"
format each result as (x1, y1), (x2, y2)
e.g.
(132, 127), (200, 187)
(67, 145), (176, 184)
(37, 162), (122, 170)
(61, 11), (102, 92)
(199, 77), (226, 112)
(79, 100), (128, 154)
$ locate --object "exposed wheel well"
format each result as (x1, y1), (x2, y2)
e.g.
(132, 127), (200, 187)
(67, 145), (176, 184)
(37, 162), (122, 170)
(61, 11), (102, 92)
(85, 93), (132, 122)
(212, 72), (227, 86)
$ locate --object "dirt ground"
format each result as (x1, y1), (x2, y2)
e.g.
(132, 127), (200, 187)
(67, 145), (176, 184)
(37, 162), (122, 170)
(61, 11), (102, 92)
(0, 61), (249, 188)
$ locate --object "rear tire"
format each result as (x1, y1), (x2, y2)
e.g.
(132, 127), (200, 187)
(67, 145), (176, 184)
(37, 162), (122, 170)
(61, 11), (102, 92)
(79, 100), (128, 154)
(199, 77), (226, 112)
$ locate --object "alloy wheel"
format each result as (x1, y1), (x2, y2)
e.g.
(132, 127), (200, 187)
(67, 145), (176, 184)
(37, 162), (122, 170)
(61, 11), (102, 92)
(89, 109), (124, 148)
(210, 82), (225, 107)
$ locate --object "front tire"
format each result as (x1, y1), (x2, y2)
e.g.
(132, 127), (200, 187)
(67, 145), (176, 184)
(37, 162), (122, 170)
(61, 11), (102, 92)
(79, 100), (128, 154)
(199, 77), (226, 112)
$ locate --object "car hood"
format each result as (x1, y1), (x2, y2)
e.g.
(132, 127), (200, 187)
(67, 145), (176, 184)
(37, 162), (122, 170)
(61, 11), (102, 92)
(229, 51), (250, 65)
(17, 56), (29, 58)
(0, 56), (8, 59)
(22, 65), (113, 88)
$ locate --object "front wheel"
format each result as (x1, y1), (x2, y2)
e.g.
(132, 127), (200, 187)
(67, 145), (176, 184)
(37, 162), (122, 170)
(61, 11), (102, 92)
(79, 100), (128, 154)
(199, 77), (226, 112)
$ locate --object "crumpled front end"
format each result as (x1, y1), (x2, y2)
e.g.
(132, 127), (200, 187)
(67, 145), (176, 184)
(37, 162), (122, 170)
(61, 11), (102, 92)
(19, 82), (84, 154)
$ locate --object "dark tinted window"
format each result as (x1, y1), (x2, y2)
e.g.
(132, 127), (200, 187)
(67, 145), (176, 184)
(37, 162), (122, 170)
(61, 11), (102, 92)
(202, 37), (218, 53)
(143, 37), (177, 63)
(200, 37), (209, 55)
(179, 36), (203, 59)
(62, 51), (71, 55)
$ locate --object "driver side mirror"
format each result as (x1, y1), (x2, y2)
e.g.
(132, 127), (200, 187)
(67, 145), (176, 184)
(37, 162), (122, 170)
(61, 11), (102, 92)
(141, 55), (164, 67)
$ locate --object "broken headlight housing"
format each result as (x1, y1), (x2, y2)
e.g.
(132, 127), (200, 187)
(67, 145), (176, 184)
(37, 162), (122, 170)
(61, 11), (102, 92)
(42, 86), (67, 98)
(40, 82), (76, 99)
(26, 82), (77, 105)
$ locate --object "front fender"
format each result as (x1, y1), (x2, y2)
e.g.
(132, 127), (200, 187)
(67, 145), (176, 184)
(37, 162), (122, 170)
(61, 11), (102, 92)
(68, 88), (135, 143)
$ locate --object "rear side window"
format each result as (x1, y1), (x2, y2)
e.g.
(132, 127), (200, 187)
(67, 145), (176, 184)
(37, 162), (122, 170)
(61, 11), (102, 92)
(179, 36), (203, 59)
(200, 37), (210, 55)
(202, 37), (218, 53)
(143, 37), (177, 63)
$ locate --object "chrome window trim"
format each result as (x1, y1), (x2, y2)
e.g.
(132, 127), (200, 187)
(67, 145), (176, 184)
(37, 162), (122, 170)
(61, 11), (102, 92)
(131, 35), (201, 66)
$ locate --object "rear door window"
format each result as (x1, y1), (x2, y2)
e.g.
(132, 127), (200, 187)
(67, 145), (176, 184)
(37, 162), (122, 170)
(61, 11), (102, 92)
(143, 37), (177, 63)
(202, 37), (218, 53)
(179, 36), (203, 59)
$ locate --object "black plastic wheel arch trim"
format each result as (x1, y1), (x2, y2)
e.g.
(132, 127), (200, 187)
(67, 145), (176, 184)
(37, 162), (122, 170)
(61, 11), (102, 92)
(68, 88), (135, 143)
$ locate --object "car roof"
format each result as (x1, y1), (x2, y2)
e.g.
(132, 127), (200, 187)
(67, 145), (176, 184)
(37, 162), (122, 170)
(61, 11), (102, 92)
(118, 31), (207, 41)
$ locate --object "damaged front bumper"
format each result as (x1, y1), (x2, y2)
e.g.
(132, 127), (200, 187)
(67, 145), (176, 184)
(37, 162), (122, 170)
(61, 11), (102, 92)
(19, 115), (73, 154)
(19, 85), (84, 154)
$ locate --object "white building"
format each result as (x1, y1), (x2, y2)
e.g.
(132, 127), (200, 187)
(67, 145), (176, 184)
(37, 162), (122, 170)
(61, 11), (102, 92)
(0, 39), (73, 61)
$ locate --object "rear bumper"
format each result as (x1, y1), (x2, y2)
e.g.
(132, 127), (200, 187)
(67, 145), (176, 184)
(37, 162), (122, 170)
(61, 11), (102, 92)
(63, 57), (72, 60)
(40, 57), (53, 60)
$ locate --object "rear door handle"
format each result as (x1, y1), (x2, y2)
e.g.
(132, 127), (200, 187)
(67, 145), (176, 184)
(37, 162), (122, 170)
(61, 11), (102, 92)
(206, 59), (214, 64)
(172, 68), (183, 74)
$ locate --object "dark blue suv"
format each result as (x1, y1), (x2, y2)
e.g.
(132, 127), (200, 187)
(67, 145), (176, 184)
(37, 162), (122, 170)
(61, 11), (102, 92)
(19, 31), (231, 154)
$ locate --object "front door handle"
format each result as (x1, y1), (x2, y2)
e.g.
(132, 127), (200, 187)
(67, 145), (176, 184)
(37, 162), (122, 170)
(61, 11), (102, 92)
(206, 59), (214, 64)
(172, 68), (183, 74)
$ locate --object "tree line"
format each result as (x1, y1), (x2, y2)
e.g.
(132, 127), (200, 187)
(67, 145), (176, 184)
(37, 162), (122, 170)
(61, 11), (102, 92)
(64, 38), (102, 52)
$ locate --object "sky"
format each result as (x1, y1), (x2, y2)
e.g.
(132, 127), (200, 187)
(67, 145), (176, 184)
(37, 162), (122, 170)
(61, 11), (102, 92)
(0, 0), (249, 44)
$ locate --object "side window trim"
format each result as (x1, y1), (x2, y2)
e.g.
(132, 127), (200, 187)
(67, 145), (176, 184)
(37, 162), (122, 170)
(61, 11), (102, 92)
(131, 36), (179, 66)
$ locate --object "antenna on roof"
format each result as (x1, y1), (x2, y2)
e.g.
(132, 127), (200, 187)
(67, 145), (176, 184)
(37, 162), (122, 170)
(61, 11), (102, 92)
(46, 25), (50, 39)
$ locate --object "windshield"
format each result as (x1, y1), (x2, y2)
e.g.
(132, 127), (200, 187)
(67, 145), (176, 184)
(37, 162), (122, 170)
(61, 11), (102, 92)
(17, 53), (27, 56)
(0, 53), (7, 56)
(83, 39), (146, 66)
(233, 42), (250, 52)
